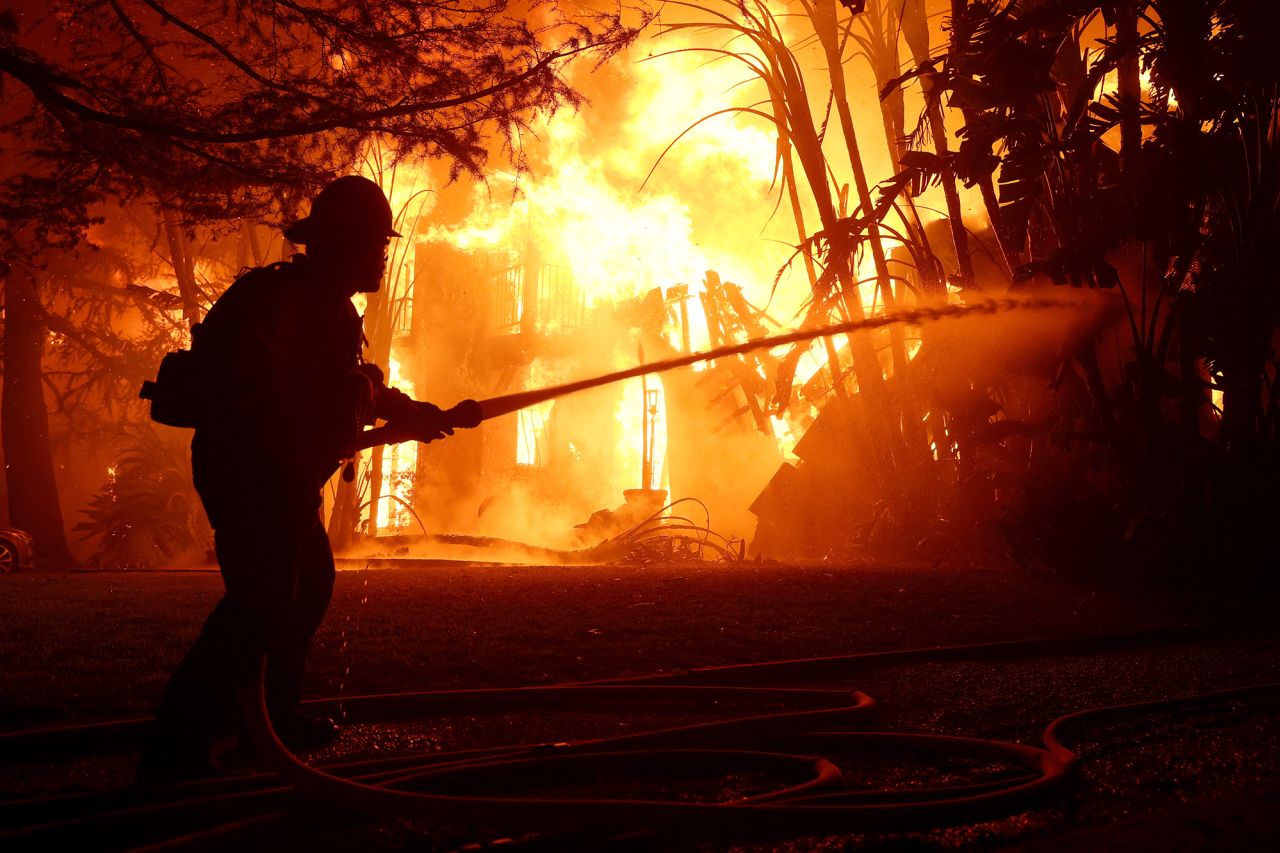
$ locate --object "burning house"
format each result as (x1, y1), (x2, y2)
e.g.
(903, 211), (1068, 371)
(325, 174), (807, 560)
(305, 23), (891, 561)
(308, 4), (1008, 566)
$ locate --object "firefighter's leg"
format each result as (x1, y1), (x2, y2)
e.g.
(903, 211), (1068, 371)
(138, 501), (301, 783)
(262, 510), (337, 750)
(267, 511), (335, 712)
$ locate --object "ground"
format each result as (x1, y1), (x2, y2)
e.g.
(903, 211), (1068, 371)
(1, 560), (1278, 849)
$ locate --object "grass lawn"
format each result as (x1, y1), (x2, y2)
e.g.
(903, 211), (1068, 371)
(2, 561), (1184, 729)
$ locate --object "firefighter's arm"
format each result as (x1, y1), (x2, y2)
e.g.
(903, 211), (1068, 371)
(348, 363), (482, 451)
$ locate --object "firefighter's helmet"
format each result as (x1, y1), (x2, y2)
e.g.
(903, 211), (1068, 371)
(284, 175), (401, 244)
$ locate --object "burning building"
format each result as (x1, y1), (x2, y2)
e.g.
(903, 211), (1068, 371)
(326, 170), (803, 559)
(316, 2), (1034, 566)
(317, 22), (872, 560)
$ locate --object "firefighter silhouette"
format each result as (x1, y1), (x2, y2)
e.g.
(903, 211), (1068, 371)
(138, 176), (477, 785)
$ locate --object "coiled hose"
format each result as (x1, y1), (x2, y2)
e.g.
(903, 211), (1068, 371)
(1, 626), (1274, 850)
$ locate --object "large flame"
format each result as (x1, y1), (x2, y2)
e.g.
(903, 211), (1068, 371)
(346, 4), (924, 544)
(412, 26), (811, 498)
(423, 28), (792, 311)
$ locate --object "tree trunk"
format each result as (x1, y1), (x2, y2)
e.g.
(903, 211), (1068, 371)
(781, 145), (849, 402)
(921, 75), (977, 289)
(765, 48), (894, 476)
(245, 220), (267, 266)
(900, 0), (1015, 272)
(162, 209), (203, 330)
(814, 0), (920, 460)
(1, 267), (74, 566)
(814, 0), (902, 317)
(869, 1), (911, 169)
(1115, 0), (1142, 171)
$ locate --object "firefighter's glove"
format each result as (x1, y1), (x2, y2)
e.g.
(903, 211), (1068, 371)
(397, 401), (455, 445)
(381, 415), (449, 446)
(447, 399), (483, 429)
(375, 384), (417, 422)
(380, 400), (481, 446)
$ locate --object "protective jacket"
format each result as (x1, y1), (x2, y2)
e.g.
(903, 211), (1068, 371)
(192, 255), (366, 519)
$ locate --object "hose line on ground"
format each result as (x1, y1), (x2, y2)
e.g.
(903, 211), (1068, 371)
(2, 624), (1276, 850)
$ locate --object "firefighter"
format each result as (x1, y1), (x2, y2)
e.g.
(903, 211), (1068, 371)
(138, 176), (460, 785)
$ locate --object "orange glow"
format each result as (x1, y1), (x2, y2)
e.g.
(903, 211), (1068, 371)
(351, 3), (934, 546)
(416, 25), (808, 479)
(421, 31), (788, 312)
(613, 375), (668, 497)
(371, 354), (418, 534)
(517, 361), (564, 466)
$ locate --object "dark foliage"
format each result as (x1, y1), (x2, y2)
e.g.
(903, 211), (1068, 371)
(1, 0), (641, 249)
(867, 0), (1279, 582)
(73, 428), (211, 568)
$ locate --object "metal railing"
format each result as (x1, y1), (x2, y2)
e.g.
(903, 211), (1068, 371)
(493, 264), (586, 333)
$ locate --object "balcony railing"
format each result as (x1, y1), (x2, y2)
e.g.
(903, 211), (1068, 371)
(493, 263), (586, 334)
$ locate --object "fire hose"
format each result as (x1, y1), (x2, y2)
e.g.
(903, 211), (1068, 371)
(3, 626), (1276, 849)
(366, 295), (1085, 447)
